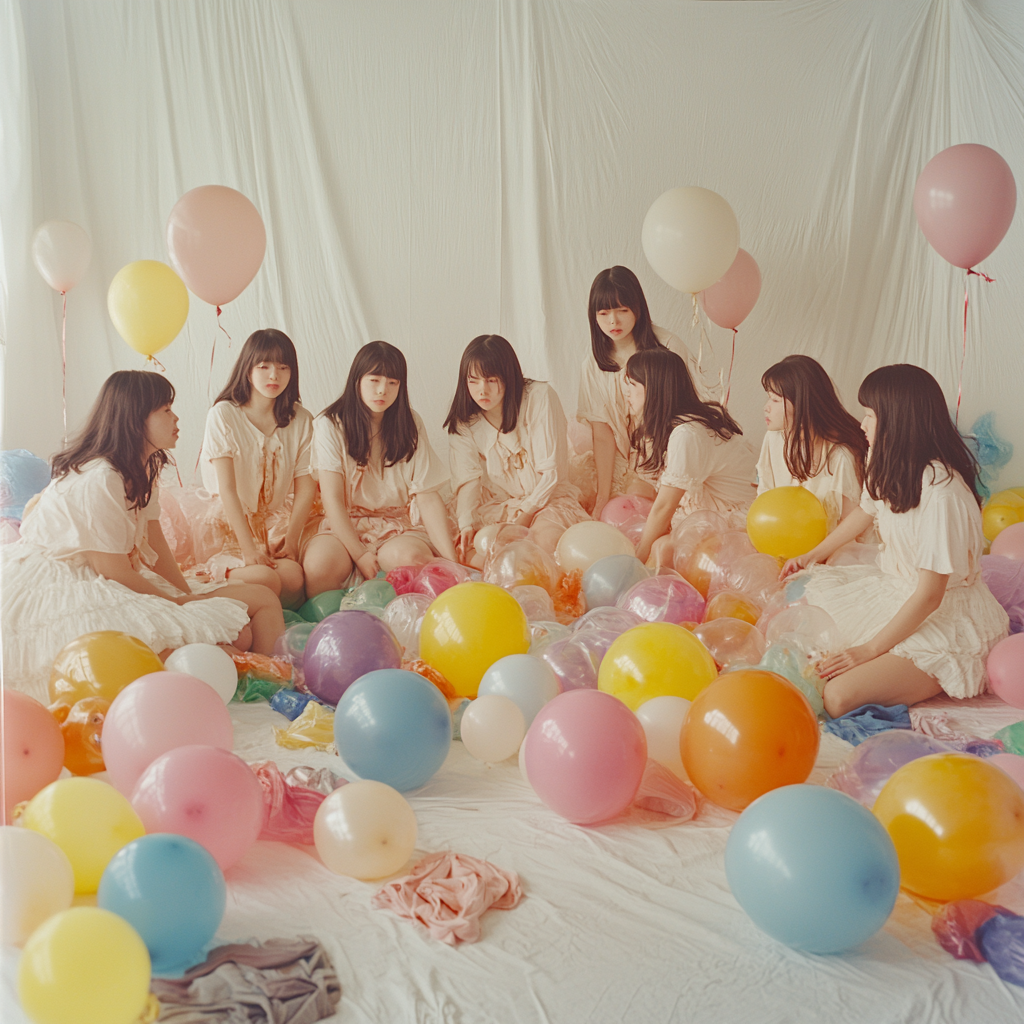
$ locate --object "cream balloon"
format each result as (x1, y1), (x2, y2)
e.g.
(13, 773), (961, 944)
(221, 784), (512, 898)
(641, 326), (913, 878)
(635, 696), (690, 780)
(556, 521), (635, 574)
(164, 644), (238, 704)
(314, 781), (417, 880)
(1, 826), (75, 946)
(642, 187), (740, 294)
(31, 220), (92, 292)
(460, 695), (526, 762)
(519, 730), (532, 787)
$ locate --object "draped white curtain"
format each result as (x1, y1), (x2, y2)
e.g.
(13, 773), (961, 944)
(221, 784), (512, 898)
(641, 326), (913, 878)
(2, 0), (1022, 483)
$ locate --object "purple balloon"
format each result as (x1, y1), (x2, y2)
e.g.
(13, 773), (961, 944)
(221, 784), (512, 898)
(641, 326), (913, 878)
(303, 611), (402, 705)
(826, 731), (953, 807)
(617, 575), (705, 625)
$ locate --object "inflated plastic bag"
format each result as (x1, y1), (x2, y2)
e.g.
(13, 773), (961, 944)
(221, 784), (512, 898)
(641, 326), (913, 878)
(484, 539), (560, 594)
(617, 574), (705, 626)
(693, 617), (766, 670)
(274, 701), (335, 752)
(759, 640), (825, 716)
(542, 636), (598, 691)
(511, 585), (557, 622)
(412, 558), (470, 599)
(764, 604), (843, 664)
(383, 593), (431, 658)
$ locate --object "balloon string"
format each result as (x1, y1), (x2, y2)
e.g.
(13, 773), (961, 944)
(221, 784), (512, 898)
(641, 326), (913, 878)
(60, 290), (68, 442)
(146, 354), (168, 373)
(217, 305), (233, 346)
(956, 268), (995, 426)
(725, 328), (737, 407)
(689, 293), (714, 384)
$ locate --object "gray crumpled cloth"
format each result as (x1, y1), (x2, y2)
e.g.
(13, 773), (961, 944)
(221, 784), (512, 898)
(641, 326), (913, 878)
(151, 938), (340, 1024)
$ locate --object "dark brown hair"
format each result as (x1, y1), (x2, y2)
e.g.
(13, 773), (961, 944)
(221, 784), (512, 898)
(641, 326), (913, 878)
(627, 349), (742, 476)
(52, 370), (174, 510)
(444, 335), (532, 435)
(322, 341), (417, 467)
(588, 266), (667, 372)
(858, 364), (980, 513)
(761, 355), (867, 485)
(215, 328), (300, 428)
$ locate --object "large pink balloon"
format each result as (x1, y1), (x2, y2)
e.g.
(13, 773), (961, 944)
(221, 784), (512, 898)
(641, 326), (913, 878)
(913, 144), (1016, 269)
(102, 672), (234, 795)
(987, 634), (1024, 709)
(524, 689), (646, 824)
(700, 248), (761, 330)
(1, 691), (65, 823)
(166, 185), (266, 306)
(131, 745), (264, 869)
(991, 522), (1024, 561)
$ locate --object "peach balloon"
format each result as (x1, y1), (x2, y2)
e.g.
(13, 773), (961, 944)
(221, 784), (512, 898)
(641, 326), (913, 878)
(703, 590), (761, 625)
(700, 248), (761, 330)
(1, 691), (65, 823)
(692, 617), (766, 670)
(991, 522), (1024, 560)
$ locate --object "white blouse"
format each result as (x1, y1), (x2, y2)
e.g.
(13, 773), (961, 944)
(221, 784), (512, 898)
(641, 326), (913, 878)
(201, 402), (314, 516)
(449, 381), (576, 530)
(312, 409), (447, 512)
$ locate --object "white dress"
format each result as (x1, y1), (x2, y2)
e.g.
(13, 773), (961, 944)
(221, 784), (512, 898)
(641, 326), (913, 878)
(756, 430), (862, 533)
(449, 381), (589, 533)
(1, 459), (249, 702)
(798, 464), (1009, 699)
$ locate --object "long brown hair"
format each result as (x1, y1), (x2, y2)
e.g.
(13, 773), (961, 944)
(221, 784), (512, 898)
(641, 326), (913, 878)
(322, 341), (417, 467)
(444, 335), (532, 435)
(858, 364), (980, 512)
(588, 266), (666, 372)
(627, 349), (741, 476)
(51, 370), (174, 510)
(761, 355), (867, 485)
(214, 328), (301, 428)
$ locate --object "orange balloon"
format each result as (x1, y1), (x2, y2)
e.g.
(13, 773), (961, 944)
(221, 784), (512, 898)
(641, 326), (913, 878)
(1, 691), (65, 824)
(873, 753), (1024, 902)
(681, 669), (819, 811)
(48, 632), (164, 709)
(59, 698), (110, 776)
(681, 532), (754, 598)
(703, 590), (761, 625)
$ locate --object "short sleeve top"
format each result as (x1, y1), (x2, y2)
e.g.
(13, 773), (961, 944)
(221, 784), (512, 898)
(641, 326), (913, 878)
(312, 409), (447, 512)
(859, 463), (983, 588)
(19, 459), (162, 569)
(200, 402), (314, 516)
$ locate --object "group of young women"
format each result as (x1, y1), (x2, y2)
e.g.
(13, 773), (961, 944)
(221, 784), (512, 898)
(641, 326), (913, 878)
(1, 267), (1009, 717)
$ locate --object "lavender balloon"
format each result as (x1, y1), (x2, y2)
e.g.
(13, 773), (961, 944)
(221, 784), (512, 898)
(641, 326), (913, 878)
(541, 636), (599, 692)
(303, 611), (402, 706)
(617, 574), (705, 625)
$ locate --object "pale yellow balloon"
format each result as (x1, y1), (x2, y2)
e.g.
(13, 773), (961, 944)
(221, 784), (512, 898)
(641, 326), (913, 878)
(0, 826), (75, 946)
(460, 695), (526, 762)
(555, 520), (634, 574)
(314, 780), (417, 880)
(107, 259), (189, 357)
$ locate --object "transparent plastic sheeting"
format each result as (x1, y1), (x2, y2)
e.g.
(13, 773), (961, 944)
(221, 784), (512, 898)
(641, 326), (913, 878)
(2, 1), (1023, 485)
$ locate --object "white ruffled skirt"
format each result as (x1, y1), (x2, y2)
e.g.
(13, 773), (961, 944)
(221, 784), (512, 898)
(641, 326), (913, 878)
(798, 564), (1010, 699)
(1, 544), (250, 703)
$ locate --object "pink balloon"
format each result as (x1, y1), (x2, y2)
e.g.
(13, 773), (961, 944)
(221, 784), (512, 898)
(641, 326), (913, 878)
(991, 522), (1024, 561)
(131, 745), (265, 869)
(617, 574), (706, 626)
(102, 672), (234, 795)
(600, 495), (653, 531)
(524, 689), (647, 824)
(987, 634), (1024, 709)
(699, 248), (762, 330)
(913, 144), (1016, 269)
(988, 753), (1024, 792)
(1, 691), (65, 823)
(166, 185), (266, 306)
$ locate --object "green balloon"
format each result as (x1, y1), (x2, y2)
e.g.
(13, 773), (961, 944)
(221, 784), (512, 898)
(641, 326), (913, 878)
(298, 589), (346, 622)
(282, 609), (305, 626)
(342, 579), (397, 612)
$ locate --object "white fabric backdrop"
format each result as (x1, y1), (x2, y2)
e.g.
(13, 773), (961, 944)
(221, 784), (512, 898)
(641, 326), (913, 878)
(2, 0), (1023, 484)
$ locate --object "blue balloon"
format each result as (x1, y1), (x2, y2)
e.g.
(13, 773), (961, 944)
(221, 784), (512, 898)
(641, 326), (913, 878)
(725, 785), (899, 953)
(98, 834), (226, 973)
(334, 669), (452, 791)
(0, 449), (50, 520)
(582, 554), (649, 609)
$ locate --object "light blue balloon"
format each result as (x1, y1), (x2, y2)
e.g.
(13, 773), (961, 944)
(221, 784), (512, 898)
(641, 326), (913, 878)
(582, 554), (650, 608)
(98, 834), (226, 973)
(478, 653), (560, 727)
(725, 784), (899, 953)
(334, 669), (452, 791)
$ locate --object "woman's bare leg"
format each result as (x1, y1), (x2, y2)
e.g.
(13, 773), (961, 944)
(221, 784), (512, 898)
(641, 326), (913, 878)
(198, 582), (284, 655)
(376, 535), (433, 572)
(822, 653), (942, 718)
(302, 535), (354, 598)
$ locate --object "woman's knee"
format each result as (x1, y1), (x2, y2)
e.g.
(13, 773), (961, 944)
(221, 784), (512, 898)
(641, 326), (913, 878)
(229, 564), (282, 596)
(378, 536), (431, 571)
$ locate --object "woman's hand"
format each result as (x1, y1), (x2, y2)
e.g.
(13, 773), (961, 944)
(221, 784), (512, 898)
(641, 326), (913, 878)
(280, 538), (301, 563)
(457, 527), (476, 564)
(592, 495), (609, 520)
(356, 550), (379, 579)
(818, 644), (876, 681)
(779, 551), (822, 580)
(244, 547), (277, 568)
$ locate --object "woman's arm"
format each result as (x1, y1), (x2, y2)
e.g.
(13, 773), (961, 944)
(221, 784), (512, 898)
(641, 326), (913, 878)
(634, 485), (684, 565)
(319, 469), (378, 578)
(416, 490), (458, 562)
(780, 507), (874, 578)
(818, 568), (949, 678)
(86, 550), (197, 603)
(211, 457), (275, 567)
(147, 520), (190, 593)
(591, 421), (617, 518)
(281, 474), (317, 562)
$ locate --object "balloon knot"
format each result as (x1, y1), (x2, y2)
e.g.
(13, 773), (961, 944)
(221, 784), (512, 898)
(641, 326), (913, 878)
(967, 269), (995, 283)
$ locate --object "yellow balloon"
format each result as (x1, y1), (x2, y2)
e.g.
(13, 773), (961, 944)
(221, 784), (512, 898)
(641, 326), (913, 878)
(107, 259), (188, 356)
(747, 486), (828, 560)
(873, 753), (1024, 902)
(988, 489), (1024, 509)
(420, 582), (530, 698)
(598, 622), (718, 711)
(48, 630), (164, 709)
(982, 500), (1024, 542)
(18, 907), (151, 1024)
(20, 777), (145, 894)
(1010, 486), (1024, 500)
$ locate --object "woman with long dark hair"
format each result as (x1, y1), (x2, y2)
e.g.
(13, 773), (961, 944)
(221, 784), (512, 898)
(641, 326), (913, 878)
(625, 348), (756, 566)
(1, 370), (283, 700)
(303, 341), (457, 596)
(781, 364), (1009, 716)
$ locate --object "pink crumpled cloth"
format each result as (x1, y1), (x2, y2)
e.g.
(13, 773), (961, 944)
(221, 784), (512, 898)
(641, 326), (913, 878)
(250, 762), (346, 846)
(371, 851), (523, 945)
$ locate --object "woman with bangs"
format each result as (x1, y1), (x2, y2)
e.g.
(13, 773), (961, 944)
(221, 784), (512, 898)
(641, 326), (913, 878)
(576, 266), (709, 518)
(200, 328), (316, 607)
(757, 355), (868, 532)
(782, 364), (1009, 717)
(625, 348), (756, 567)
(445, 334), (589, 566)
(304, 341), (457, 597)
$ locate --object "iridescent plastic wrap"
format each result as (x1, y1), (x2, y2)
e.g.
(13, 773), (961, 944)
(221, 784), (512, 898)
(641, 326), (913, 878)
(382, 593), (432, 659)
(511, 585), (557, 622)
(484, 539), (560, 594)
(541, 636), (599, 692)
(411, 558), (470, 599)
(693, 617), (766, 670)
(617, 574), (705, 626)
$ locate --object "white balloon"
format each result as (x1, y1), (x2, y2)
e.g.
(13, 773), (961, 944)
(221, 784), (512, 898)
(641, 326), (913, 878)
(460, 695), (525, 763)
(1, 826), (75, 946)
(31, 220), (92, 292)
(519, 730), (532, 787)
(164, 644), (238, 703)
(635, 695), (691, 780)
(478, 653), (559, 727)
(642, 187), (739, 294)
(555, 521), (634, 574)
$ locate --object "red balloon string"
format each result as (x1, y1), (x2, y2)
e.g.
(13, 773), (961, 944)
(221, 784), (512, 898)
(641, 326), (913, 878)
(60, 290), (68, 442)
(725, 328), (737, 407)
(146, 354), (168, 373)
(957, 268), (995, 425)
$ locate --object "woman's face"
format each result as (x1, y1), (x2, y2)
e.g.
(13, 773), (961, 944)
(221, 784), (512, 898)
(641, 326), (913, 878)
(763, 390), (792, 432)
(596, 305), (637, 344)
(860, 408), (877, 447)
(145, 402), (179, 451)
(623, 374), (645, 417)
(359, 372), (401, 415)
(467, 369), (505, 414)
(251, 359), (292, 400)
